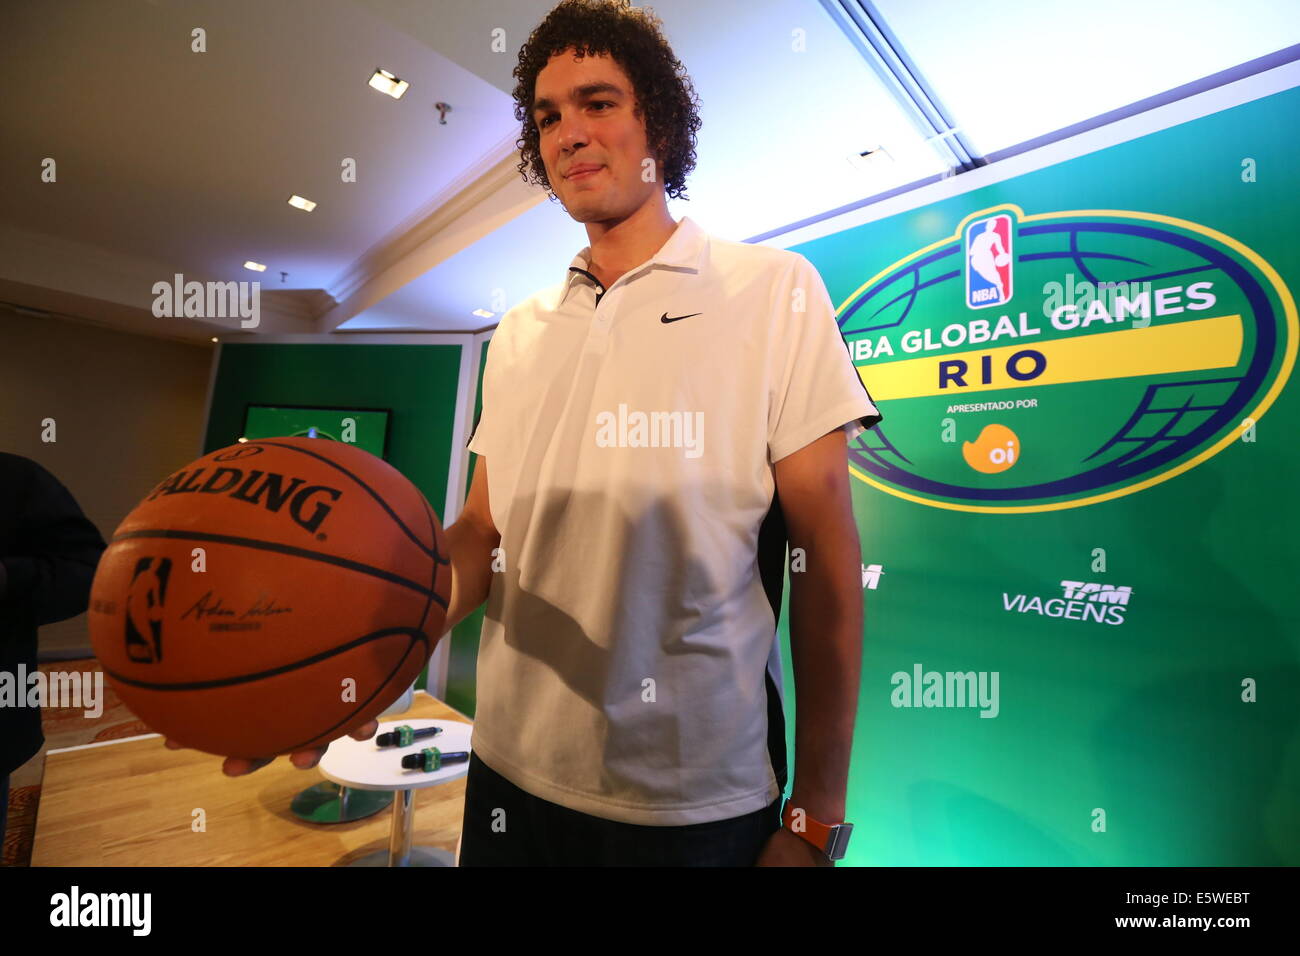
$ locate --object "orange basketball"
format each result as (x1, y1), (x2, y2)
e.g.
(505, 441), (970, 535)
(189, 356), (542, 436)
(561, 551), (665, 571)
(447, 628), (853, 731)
(87, 436), (451, 758)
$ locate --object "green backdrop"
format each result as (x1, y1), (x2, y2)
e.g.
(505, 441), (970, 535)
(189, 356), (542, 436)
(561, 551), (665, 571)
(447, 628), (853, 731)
(778, 85), (1299, 865)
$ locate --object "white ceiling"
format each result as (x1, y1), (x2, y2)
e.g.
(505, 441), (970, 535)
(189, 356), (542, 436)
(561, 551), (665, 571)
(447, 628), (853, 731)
(873, 0), (1300, 156)
(0, 0), (1294, 343)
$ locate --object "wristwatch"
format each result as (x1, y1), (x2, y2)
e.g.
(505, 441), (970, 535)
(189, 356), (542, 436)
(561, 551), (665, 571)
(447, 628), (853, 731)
(781, 800), (853, 861)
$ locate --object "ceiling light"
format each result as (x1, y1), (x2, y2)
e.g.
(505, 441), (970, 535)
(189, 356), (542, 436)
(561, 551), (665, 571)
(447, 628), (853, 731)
(369, 68), (409, 99)
(288, 195), (316, 212)
(472, 309), (494, 319)
(243, 261), (267, 272)
(847, 146), (895, 174)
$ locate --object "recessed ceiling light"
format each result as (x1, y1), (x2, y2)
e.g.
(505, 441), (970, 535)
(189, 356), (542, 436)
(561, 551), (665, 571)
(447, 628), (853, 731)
(847, 146), (894, 174)
(244, 261), (267, 272)
(369, 68), (409, 99)
(472, 309), (494, 319)
(288, 195), (317, 212)
(211, 337), (218, 342)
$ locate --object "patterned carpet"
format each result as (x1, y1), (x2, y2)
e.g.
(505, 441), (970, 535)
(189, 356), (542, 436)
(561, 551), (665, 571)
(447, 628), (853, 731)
(2, 658), (151, 866)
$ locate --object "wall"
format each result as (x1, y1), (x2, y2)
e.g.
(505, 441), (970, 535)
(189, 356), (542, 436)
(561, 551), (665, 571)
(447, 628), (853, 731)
(0, 307), (212, 656)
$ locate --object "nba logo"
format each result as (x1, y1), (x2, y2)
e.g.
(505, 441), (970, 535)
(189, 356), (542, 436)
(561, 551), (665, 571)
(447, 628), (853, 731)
(965, 214), (1013, 309)
(125, 556), (171, 663)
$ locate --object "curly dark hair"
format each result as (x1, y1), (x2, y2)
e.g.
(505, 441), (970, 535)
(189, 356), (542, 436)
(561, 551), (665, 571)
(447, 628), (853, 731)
(511, 0), (702, 202)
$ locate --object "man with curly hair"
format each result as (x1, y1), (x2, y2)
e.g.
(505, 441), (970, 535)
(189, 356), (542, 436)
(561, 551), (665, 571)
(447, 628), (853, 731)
(455, 0), (882, 866)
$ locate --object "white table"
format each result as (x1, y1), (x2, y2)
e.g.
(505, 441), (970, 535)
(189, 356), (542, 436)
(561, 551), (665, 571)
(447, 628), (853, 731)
(318, 718), (473, 867)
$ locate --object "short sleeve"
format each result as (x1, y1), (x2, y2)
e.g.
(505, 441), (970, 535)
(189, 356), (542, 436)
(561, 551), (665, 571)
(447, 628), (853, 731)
(767, 254), (883, 463)
(466, 405), (486, 452)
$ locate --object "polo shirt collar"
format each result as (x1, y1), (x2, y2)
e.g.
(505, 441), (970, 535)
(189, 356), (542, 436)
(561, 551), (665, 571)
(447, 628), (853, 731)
(560, 215), (708, 307)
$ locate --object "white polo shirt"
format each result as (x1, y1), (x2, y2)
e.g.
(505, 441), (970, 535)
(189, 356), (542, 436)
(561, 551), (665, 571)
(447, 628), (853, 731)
(466, 215), (882, 825)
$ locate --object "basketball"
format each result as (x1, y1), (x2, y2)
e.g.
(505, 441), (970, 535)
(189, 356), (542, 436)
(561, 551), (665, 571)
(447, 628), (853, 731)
(994, 252), (1010, 267)
(87, 437), (451, 758)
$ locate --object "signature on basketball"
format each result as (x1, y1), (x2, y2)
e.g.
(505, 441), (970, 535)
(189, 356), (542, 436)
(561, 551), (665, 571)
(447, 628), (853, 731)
(180, 590), (295, 621)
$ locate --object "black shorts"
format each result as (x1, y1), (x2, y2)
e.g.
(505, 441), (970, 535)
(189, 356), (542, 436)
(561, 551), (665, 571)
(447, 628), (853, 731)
(458, 752), (781, 866)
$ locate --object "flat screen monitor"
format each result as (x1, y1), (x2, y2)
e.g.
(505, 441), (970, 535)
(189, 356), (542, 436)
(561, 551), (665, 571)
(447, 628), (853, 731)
(241, 404), (392, 459)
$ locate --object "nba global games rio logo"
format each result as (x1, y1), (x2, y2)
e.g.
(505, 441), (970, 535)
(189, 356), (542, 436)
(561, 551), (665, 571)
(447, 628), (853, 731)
(836, 204), (1297, 512)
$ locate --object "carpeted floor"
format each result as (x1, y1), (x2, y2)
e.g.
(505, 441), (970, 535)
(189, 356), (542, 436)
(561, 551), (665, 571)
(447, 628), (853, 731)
(3, 657), (151, 866)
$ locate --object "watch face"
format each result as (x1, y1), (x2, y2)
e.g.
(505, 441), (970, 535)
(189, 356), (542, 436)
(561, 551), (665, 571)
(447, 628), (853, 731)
(828, 823), (854, 861)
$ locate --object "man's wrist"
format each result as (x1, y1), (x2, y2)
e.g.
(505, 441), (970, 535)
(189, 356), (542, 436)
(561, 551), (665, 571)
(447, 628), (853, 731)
(786, 787), (846, 823)
(780, 799), (854, 861)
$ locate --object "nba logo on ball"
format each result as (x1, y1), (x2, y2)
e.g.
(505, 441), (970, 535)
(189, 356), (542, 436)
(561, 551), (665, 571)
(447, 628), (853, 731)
(965, 213), (1013, 309)
(125, 556), (171, 664)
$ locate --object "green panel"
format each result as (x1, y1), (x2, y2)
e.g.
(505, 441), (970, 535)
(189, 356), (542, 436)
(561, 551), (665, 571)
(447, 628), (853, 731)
(779, 87), (1300, 865)
(203, 342), (463, 695)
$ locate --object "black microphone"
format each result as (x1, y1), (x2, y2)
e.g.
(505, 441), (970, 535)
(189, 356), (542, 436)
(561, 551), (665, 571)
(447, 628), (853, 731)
(401, 747), (469, 772)
(376, 724), (443, 748)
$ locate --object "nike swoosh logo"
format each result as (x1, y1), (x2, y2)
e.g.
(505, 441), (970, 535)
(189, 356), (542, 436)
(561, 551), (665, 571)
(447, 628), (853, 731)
(661, 312), (702, 324)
